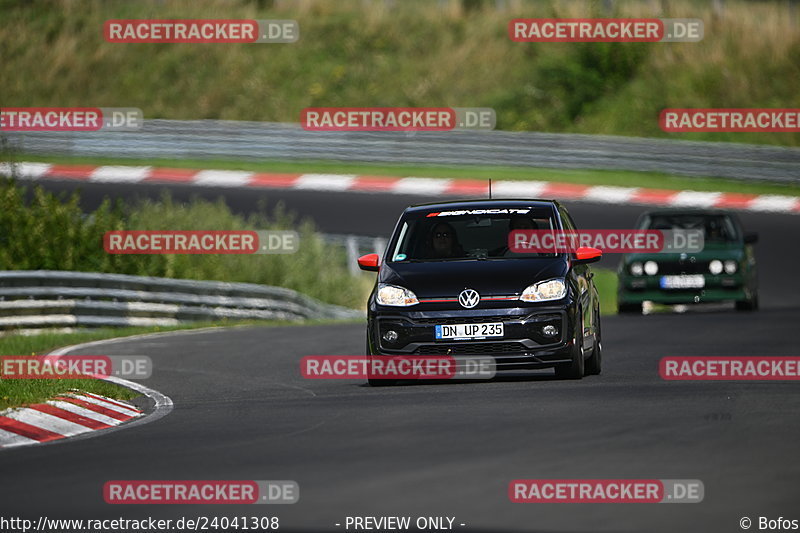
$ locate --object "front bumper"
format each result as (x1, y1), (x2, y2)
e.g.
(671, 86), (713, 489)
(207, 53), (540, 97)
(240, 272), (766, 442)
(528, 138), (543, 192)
(618, 273), (747, 304)
(368, 305), (576, 370)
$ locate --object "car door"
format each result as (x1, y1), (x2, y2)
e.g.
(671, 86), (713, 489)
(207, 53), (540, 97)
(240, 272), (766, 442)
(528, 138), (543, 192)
(559, 206), (596, 351)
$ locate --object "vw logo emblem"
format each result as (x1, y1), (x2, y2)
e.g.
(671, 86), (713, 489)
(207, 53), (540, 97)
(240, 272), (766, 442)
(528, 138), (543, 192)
(458, 289), (480, 309)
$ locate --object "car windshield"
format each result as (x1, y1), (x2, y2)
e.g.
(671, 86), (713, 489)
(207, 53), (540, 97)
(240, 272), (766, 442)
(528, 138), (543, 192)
(641, 214), (740, 243)
(389, 207), (559, 262)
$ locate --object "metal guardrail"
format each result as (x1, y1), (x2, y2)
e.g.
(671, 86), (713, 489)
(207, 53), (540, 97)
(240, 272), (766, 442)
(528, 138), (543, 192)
(4, 120), (799, 183)
(0, 270), (363, 331)
(321, 233), (388, 275)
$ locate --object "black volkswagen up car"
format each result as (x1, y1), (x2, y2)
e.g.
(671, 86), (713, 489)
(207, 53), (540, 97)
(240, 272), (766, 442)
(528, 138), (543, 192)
(358, 199), (603, 385)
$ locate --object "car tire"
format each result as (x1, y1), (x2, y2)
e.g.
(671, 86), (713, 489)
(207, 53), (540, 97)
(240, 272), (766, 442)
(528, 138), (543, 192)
(367, 377), (397, 386)
(617, 301), (642, 314)
(585, 316), (602, 376)
(735, 291), (759, 312)
(367, 365), (397, 386)
(555, 320), (584, 380)
(366, 342), (397, 386)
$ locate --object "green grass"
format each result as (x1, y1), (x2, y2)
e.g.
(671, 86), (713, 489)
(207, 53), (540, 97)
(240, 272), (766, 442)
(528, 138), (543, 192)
(0, 379), (138, 413)
(0, 318), (361, 410)
(593, 268), (618, 315)
(1, 0), (798, 146)
(0, 324), (198, 410)
(12, 154), (800, 198)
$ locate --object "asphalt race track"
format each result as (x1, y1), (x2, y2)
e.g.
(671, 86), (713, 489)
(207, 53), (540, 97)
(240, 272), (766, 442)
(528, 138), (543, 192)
(21, 177), (800, 306)
(2, 178), (799, 532)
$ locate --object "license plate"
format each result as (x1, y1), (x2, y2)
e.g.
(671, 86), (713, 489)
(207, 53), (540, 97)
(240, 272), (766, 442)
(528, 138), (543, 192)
(435, 322), (504, 340)
(660, 275), (705, 289)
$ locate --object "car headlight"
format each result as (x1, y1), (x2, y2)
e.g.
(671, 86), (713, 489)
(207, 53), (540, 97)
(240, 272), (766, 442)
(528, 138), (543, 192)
(709, 260), (723, 275)
(376, 284), (419, 307)
(520, 278), (567, 302)
(644, 261), (659, 276)
(724, 260), (737, 274)
(630, 262), (643, 276)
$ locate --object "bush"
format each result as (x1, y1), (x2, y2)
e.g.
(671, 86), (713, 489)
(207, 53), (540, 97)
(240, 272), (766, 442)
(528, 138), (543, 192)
(0, 179), (368, 308)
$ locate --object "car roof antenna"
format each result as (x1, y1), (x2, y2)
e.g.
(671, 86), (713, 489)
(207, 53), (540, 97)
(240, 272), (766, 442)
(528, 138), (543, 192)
(488, 179), (492, 199)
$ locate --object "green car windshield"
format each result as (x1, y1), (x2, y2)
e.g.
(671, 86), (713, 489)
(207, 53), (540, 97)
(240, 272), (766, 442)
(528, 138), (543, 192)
(640, 214), (741, 243)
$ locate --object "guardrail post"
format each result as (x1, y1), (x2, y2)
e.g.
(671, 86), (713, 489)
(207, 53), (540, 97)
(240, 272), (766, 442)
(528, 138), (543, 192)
(346, 236), (360, 276)
(373, 237), (387, 257)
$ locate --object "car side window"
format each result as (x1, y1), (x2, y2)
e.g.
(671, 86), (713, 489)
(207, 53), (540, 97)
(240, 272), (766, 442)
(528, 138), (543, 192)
(559, 208), (577, 231)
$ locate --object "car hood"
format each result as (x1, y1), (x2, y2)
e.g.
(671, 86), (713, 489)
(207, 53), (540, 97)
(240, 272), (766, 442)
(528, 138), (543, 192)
(378, 258), (568, 297)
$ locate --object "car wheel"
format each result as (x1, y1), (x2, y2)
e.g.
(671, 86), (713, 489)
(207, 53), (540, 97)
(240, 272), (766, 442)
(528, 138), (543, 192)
(735, 291), (759, 312)
(555, 319), (584, 380)
(367, 361), (397, 386)
(366, 341), (397, 386)
(585, 316), (602, 376)
(617, 302), (642, 314)
(367, 377), (396, 387)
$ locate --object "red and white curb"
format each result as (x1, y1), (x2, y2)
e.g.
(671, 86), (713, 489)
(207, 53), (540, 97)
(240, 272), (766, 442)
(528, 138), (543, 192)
(0, 392), (142, 448)
(1, 161), (799, 214)
(0, 333), (175, 450)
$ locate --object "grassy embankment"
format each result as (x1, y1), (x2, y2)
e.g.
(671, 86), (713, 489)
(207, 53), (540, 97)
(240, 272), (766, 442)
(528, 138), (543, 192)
(0, 0), (797, 147)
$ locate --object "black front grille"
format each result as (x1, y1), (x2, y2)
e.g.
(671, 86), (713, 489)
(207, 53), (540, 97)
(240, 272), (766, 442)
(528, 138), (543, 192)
(413, 342), (528, 356)
(655, 261), (709, 275)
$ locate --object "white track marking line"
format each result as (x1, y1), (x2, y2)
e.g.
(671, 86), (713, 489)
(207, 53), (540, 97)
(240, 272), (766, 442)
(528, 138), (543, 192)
(584, 186), (639, 203)
(193, 170), (254, 187)
(392, 177), (451, 195)
(90, 166), (152, 183)
(491, 180), (550, 198)
(0, 162), (52, 178)
(747, 195), (799, 212)
(294, 174), (356, 191)
(670, 191), (722, 207)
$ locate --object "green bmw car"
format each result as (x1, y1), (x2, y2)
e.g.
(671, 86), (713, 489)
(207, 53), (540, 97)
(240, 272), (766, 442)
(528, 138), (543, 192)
(618, 209), (758, 313)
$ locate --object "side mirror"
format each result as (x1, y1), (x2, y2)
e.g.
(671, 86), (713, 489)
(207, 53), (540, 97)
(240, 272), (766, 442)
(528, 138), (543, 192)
(357, 253), (381, 272)
(744, 232), (758, 244)
(574, 246), (602, 265)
